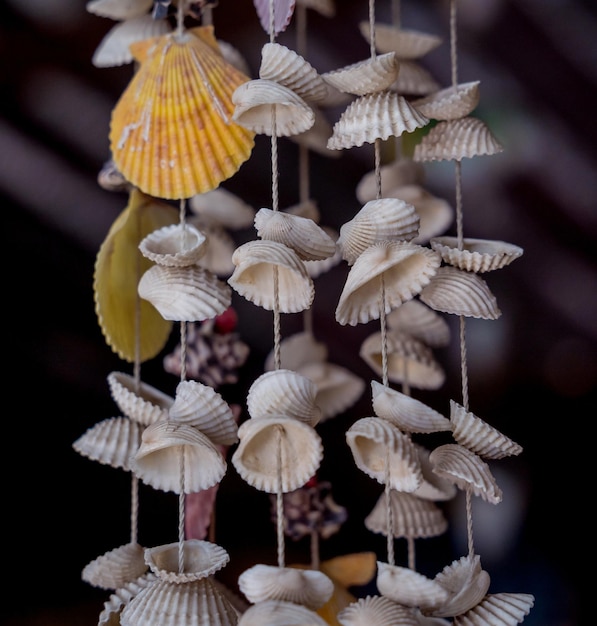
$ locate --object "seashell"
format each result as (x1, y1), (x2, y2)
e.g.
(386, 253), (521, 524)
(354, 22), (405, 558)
(133, 420), (226, 494)
(228, 239), (314, 313)
(169, 380), (239, 445)
(429, 443), (503, 504)
(189, 187), (255, 230)
(359, 330), (446, 390)
(254, 208), (337, 261)
(232, 78), (315, 136)
(365, 490), (448, 539)
(419, 266), (501, 320)
(336, 241), (441, 326)
(377, 562), (448, 610)
(338, 198), (420, 265)
(232, 415), (323, 493)
(99, 572), (157, 626)
(216, 39), (252, 77)
(238, 564), (333, 608)
(110, 27), (255, 200)
(449, 400), (522, 460)
(145, 539), (229, 582)
(73, 416), (141, 470)
(138, 264), (232, 322)
(86, 0), (153, 20)
(429, 237), (524, 273)
(346, 417), (422, 492)
(188, 221), (236, 278)
(304, 227), (342, 278)
(356, 158), (426, 204)
(412, 443), (458, 501)
(264, 330), (328, 371)
(414, 117), (503, 162)
(328, 91), (429, 150)
(253, 0), (296, 36)
(371, 380), (451, 433)
(108, 371), (173, 425)
(390, 60), (441, 97)
(283, 198), (321, 222)
(338, 594), (418, 626)
(452, 592), (535, 626)
(97, 158), (130, 192)
(386, 299), (451, 348)
(289, 105), (339, 156)
(246, 369), (321, 426)
(82, 543), (148, 590)
(296, 0), (335, 17)
(412, 82), (481, 121)
(238, 599), (328, 626)
(138, 223), (207, 267)
(260, 42), (328, 103)
(322, 53), (399, 96)
(359, 22), (443, 60)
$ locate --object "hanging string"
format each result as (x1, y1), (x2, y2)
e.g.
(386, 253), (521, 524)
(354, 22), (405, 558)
(407, 535), (415, 570)
(368, 0), (376, 58)
(176, 0), (185, 37)
(459, 315), (469, 410)
(384, 446), (395, 566)
(449, 0), (459, 88)
(202, 5), (213, 26)
(275, 427), (286, 568)
(178, 451), (186, 573)
(379, 275), (389, 388)
(465, 489), (475, 556)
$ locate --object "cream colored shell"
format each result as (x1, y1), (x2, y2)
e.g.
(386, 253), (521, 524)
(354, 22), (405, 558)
(189, 221), (236, 278)
(453, 592), (535, 626)
(145, 540), (230, 582)
(386, 299), (451, 348)
(238, 599), (328, 626)
(430, 236), (524, 273)
(108, 371), (173, 425)
(98, 572), (157, 626)
(338, 595), (418, 626)
(356, 158), (426, 204)
(138, 223), (207, 267)
(189, 187), (255, 230)
(412, 82), (481, 121)
(264, 330), (328, 371)
(413, 443), (458, 501)
(376, 562), (448, 610)
(359, 22), (443, 60)
(322, 53), (399, 96)
(82, 542), (147, 590)
(390, 60), (440, 97)
(86, 0), (153, 20)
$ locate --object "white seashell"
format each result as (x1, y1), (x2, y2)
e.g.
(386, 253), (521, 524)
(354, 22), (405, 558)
(412, 443), (458, 501)
(346, 417), (422, 492)
(390, 60), (441, 96)
(336, 241), (441, 326)
(264, 330), (328, 371)
(238, 599), (328, 626)
(133, 420), (226, 494)
(359, 22), (443, 60)
(232, 415), (323, 493)
(189, 187), (255, 230)
(73, 416), (141, 470)
(86, 0), (153, 20)
(429, 443), (502, 504)
(289, 106), (339, 157)
(138, 223), (207, 267)
(82, 543), (148, 590)
(238, 564), (334, 608)
(189, 221), (236, 278)
(303, 227), (342, 278)
(338, 595), (418, 626)
(99, 572), (157, 626)
(419, 266), (501, 320)
(338, 198), (420, 265)
(296, 0), (335, 17)
(138, 264), (232, 322)
(228, 239), (314, 313)
(412, 82), (481, 121)
(108, 371), (173, 425)
(452, 592), (535, 626)
(377, 562), (448, 610)
(356, 158), (426, 204)
(430, 237), (524, 273)
(450, 400), (522, 460)
(322, 53), (399, 96)
(283, 198), (321, 222)
(145, 540), (230, 582)
(386, 299), (451, 348)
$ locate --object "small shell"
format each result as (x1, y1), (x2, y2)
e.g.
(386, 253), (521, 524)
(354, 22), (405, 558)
(430, 237), (524, 273)
(419, 266), (501, 320)
(413, 443), (458, 501)
(338, 595), (418, 626)
(390, 60), (440, 97)
(138, 264), (232, 322)
(450, 400), (522, 460)
(133, 420), (226, 494)
(377, 562), (448, 610)
(336, 241), (441, 326)
(355, 158), (426, 204)
(188, 187), (255, 230)
(452, 592), (535, 626)
(360, 22), (443, 60)
(238, 599), (328, 626)
(145, 540), (229, 582)
(345, 417), (422, 492)
(386, 299), (451, 348)
(412, 82), (481, 121)
(82, 543), (148, 590)
(322, 53), (399, 96)
(108, 371), (173, 425)
(98, 572), (157, 626)
(228, 239), (314, 313)
(338, 198), (420, 265)
(232, 415), (323, 493)
(414, 117), (503, 162)
(264, 330), (328, 371)
(86, 0), (153, 20)
(238, 564), (333, 608)
(138, 224), (207, 267)
(429, 443), (503, 504)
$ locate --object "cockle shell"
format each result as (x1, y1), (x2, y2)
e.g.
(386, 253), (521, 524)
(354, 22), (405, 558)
(145, 540), (229, 582)
(419, 266), (501, 320)
(253, 0), (296, 36)
(356, 158), (426, 204)
(452, 592), (535, 626)
(304, 227), (342, 278)
(110, 27), (255, 200)
(138, 223), (207, 267)
(338, 595), (418, 626)
(429, 237), (524, 273)
(133, 420), (226, 494)
(99, 572), (157, 626)
(345, 417), (422, 492)
(336, 241), (441, 326)
(450, 400), (522, 460)
(82, 542), (148, 590)
(413, 443), (458, 501)
(189, 187), (255, 230)
(359, 22), (443, 60)
(429, 443), (503, 504)
(138, 264), (232, 322)
(390, 60), (440, 97)
(238, 599), (328, 626)
(86, 0), (153, 20)
(238, 564), (334, 608)
(228, 239), (314, 313)
(264, 330), (328, 371)
(412, 82), (481, 121)
(328, 91), (429, 150)
(296, 0), (335, 17)
(377, 562), (448, 610)
(108, 371), (173, 425)
(386, 299), (451, 348)
(322, 52), (399, 96)
(254, 208), (337, 261)
(232, 415), (323, 493)
(337, 198), (420, 265)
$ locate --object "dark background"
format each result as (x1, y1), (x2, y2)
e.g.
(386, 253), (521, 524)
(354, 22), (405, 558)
(2, 0), (594, 624)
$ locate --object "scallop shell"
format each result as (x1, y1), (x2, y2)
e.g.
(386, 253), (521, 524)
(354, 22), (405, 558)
(296, 0), (335, 17)
(412, 443), (458, 501)
(138, 223), (207, 267)
(232, 415), (323, 493)
(337, 198), (420, 265)
(414, 117), (503, 162)
(359, 331), (446, 390)
(429, 443), (503, 504)
(328, 91), (429, 150)
(82, 543), (148, 591)
(418, 266), (501, 320)
(386, 299), (451, 348)
(138, 264), (232, 322)
(260, 42), (328, 103)
(338, 595), (418, 626)
(232, 78), (315, 136)
(412, 82), (481, 121)
(86, 0), (153, 20)
(133, 420), (226, 494)
(73, 416), (141, 470)
(238, 564), (333, 608)
(304, 228), (342, 278)
(336, 241), (441, 326)
(322, 52), (399, 96)
(169, 380), (239, 445)
(189, 188), (255, 230)
(108, 371), (173, 425)
(99, 572), (157, 626)
(264, 330), (328, 371)
(189, 222), (237, 277)
(228, 239), (314, 313)
(253, 0), (296, 36)
(355, 158), (426, 204)
(254, 208), (337, 261)
(145, 540), (229, 582)
(450, 400), (522, 460)
(238, 599), (328, 626)
(289, 105), (339, 157)
(453, 592), (535, 626)
(359, 22), (443, 60)
(377, 562), (448, 610)
(390, 60), (440, 97)
(110, 27), (255, 200)
(345, 417), (422, 492)
(429, 237), (524, 273)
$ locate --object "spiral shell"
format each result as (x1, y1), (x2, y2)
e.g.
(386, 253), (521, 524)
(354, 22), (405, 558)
(145, 540), (230, 582)
(139, 223), (207, 267)
(386, 299), (451, 348)
(377, 562), (448, 610)
(108, 371), (173, 425)
(430, 236), (524, 273)
(189, 187), (255, 230)
(338, 595), (418, 626)
(359, 22), (443, 60)
(238, 599), (328, 626)
(356, 158), (426, 204)
(322, 53), (399, 96)
(453, 592), (535, 626)
(82, 542), (148, 590)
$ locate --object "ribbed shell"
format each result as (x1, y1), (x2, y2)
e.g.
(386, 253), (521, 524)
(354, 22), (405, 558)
(189, 188), (255, 230)
(138, 223), (207, 267)
(376, 562), (448, 610)
(412, 82), (481, 121)
(108, 371), (173, 425)
(145, 540), (230, 582)
(82, 542), (147, 591)
(452, 592), (535, 626)
(413, 443), (458, 501)
(356, 158), (426, 204)
(386, 299), (451, 348)
(238, 599), (328, 626)
(322, 53), (399, 96)
(338, 595), (418, 626)
(359, 22), (443, 60)
(98, 572), (157, 626)
(430, 237), (523, 273)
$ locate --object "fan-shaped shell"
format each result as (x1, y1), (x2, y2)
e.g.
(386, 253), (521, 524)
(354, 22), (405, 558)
(189, 188), (255, 230)
(145, 540), (230, 582)
(86, 0), (153, 20)
(98, 572), (157, 626)
(82, 543), (148, 591)
(386, 299), (451, 348)
(322, 53), (399, 96)
(264, 330), (328, 371)
(390, 60), (440, 97)
(359, 22), (443, 60)
(238, 599), (328, 626)
(253, 0), (296, 36)
(139, 223), (207, 267)
(453, 592), (535, 626)
(338, 595), (418, 626)
(413, 443), (458, 501)
(304, 227), (342, 278)
(377, 562), (448, 610)
(108, 371), (173, 425)
(430, 237), (523, 273)
(356, 158), (426, 204)
(413, 82), (481, 121)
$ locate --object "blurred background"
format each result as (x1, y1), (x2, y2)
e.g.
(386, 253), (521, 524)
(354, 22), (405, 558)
(2, 0), (594, 624)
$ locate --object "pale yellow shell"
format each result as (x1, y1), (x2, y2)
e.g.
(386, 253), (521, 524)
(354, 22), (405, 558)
(98, 572), (157, 626)
(87, 0), (153, 20)
(390, 60), (440, 97)
(376, 562), (448, 610)
(82, 542), (147, 590)
(386, 299), (451, 348)
(107, 371), (173, 425)
(430, 236), (524, 273)
(413, 82), (481, 121)
(413, 443), (458, 501)
(145, 540), (230, 582)
(322, 53), (399, 96)
(188, 187), (255, 230)
(360, 22), (443, 60)
(238, 599), (328, 626)
(355, 158), (426, 204)
(452, 592), (535, 626)
(264, 330), (328, 371)
(338, 595), (418, 626)
(138, 224), (207, 267)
